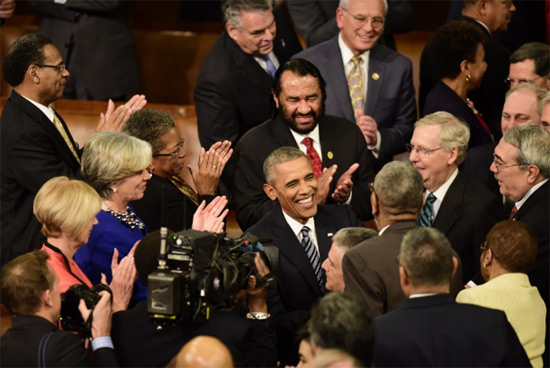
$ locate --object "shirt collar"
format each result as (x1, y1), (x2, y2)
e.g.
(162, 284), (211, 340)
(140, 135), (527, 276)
(515, 178), (549, 210)
(289, 123), (321, 147)
(338, 32), (370, 66)
(282, 210), (316, 239)
(22, 95), (54, 122)
(430, 168), (459, 202)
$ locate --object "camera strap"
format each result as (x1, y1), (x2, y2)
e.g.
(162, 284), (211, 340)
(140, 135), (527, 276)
(37, 331), (55, 368)
(44, 242), (90, 287)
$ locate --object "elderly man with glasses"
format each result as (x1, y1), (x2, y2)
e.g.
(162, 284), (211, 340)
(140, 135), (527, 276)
(294, 0), (416, 172)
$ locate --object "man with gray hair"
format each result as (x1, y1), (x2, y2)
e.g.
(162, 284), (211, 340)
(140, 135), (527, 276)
(374, 227), (530, 367)
(508, 42), (550, 90)
(343, 161), (463, 316)
(409, 112), (504, 285)
(540, 91), (550, 132)
(194, 0), (301, 196)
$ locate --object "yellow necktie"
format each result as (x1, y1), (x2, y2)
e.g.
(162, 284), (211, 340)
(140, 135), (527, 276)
(348, 55), (364, 120)
(169, 175), (199, 206)
(53, 114), (80, 164)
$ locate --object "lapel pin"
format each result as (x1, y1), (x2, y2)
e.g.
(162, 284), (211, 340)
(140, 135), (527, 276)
(372, 72), (380, 80)
(327, 151), (334, 159)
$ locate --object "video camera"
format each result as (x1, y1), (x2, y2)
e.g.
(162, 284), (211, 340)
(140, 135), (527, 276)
(147, 228), (277, 329)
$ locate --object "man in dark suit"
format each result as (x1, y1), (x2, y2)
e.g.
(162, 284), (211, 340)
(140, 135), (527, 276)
(234, 58), (374, 230)
(0, 33), (146, 265)
(409, 112), (504, 285)
(374, 227), (530, 367)
(294, 0), (416, 171)
(246, 147), (364, 365)
(420, 0), (516, 139)
(194, 0), (301, 196)
(0, 250), (118, 367)
(343, 161), (463, 317)
(491, 124), (550, 365)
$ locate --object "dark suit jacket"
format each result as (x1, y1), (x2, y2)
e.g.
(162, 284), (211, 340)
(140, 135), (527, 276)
(245, 203), (363, 364)
(433, 171), (504, 284)
(28, 1), (139, 100)
(462, 141), (500, 197)
(374, 294), (530, 367)
(0, 90), (81, 265)
(295, 38), (417, 169)
(234, 114), (374, 230)
(343, 221), (464, 317)
(419, 17), (510, 139)
(194, 29), (300, 195)
(111, 302), (276, 367)
(0, 315), (118, 367)
(423, 81), (492, 148)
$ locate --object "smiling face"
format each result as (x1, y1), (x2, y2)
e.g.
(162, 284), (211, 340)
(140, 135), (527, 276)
(115, 168), (152, 204)
(321, 242), (346, 292)
(490, 139), (531, 202)
(264, 157), (318, 224)
(152, 128), (187, 178)
(501, 89), (541, 134)
(336, 0), (385, 55)
(227, 10), (275, 57)
(35, 44), (69, 106)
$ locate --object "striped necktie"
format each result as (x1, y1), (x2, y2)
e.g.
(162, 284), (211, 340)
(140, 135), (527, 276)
(348, 55), (364, 120)
(418, 192), (437, 227)
(300, 226), (325, 293)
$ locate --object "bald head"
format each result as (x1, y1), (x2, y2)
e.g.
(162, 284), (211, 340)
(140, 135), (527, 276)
(168, 336), (234, 368)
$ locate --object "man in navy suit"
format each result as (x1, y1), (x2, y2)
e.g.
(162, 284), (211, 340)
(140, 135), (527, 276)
(294, 0), (416, 171)
(246, 146), (363, 365)
(374, 227), (530, 367)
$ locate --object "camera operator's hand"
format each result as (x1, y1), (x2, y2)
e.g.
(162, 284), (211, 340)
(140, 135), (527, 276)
(109, 246), (138, 313)
(246, 253), (270, 313)
(78, 291), (112, 339)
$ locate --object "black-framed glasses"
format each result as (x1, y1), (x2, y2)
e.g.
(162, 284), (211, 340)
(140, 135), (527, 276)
(405, 143), (442, 157)
(35, 63), (66, 72)
(341, 8), (385, 30)
(492, 153), (522, 171)
(504, 76), (542, 87)
(153, 138), (185, 158)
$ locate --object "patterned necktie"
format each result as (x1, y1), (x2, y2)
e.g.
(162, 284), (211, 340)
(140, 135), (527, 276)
(348, 55), (364, 120)
(169, 175), (199, 205)
(418, 192), (437, 227)
(53, 114), (80, 164)
(263, 55), (277, 78)
(301, 137), (322, 178)
(509, 205), (518, 220)
(300, 226), (325, 293)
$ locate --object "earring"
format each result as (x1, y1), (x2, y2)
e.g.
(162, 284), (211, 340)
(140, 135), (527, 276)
(111, 187), (118, 193)
(466, 73), (471, 82)
(482, 263), (487, 269)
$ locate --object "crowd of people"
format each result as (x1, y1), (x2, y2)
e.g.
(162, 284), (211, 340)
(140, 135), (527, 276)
(1, 0), (549, 367)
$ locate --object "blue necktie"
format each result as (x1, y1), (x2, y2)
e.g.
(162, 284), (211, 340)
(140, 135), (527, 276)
(300, 226), (325, 293)
(263, 55), (277, 78)
(418, 192), (437, 227)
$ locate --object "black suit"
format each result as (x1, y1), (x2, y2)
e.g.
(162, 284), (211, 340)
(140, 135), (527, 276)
(433, 171), (505, 284)
(111, 302), (276, 367)
(234, 114), (374, 230)
(246, 203), (363, 365)
(0, 315), (118, 367)
(374, 294), (530, 367)
(0, 91), (81, 265)
(194, 29), (300, 196)
(462, 141), (500, 197)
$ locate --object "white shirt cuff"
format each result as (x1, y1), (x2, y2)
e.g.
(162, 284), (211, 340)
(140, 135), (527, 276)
(91, 336), (114, 351)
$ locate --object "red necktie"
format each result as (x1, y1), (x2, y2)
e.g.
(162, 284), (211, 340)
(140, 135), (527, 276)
(509, 205), (518, 220)
(301, 137), (322, 178)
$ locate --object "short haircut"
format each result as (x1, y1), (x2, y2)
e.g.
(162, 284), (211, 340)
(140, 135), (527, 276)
(123, 109), (175, 155)
(332, 227), (377, 251)
(398, 227), (454, 288)
(1, 250), (55, 316)
(273, 58), (327, 110)
(509, 42), (550, 77)
(222, 0), (272, 28)
(81, 131), (152, 198)
(308, 292), (375, 367)
(503, 124), (550, 178)
(540, 91), (550, 113)
(338, 0), (388, 14)
(415, 111), (470, 165)
(505, 82), (546, 115)
(485, 220), (538, 273)
(263, 146), (309, 185)
(431, 20), (485, 80)
(2, 33), (52, 87)
(34, 176), (101, 239)
(374, 161), (424, 216)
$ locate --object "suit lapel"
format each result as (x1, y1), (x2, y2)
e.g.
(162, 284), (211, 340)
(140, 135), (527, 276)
(514, 181), (549, 220)
(365, 45), (385, 116)
(324, 38), (355, 122)
(432, 172), (466, 235)
(318, 116), (339, 168)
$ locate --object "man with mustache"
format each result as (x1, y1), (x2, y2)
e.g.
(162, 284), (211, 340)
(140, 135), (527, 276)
(234, 58), (374, 230)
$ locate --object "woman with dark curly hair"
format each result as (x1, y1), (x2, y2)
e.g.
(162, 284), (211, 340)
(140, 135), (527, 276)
(423, 20), (492, 148)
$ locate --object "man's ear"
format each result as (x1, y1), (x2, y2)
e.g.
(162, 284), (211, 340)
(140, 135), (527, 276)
(263, 183), (277, 201)
(399, 266), (411, 297)
(43, 289), (53, 308)
(450, 256), (459, 278)
(226, 22), (238, 41)
(335, 7), (345, 30)
(447, 147), (459, 166)
(525, 164), (541, 185)
(371, 191), (380, 217)
(28, 65), (40, 84)
(272, 89), (280, 109)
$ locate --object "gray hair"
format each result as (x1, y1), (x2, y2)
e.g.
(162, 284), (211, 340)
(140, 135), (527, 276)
(415, 112), (470, 165)
(398, 227), (454, 288)
(222, 0), (272, 28)
(82, 131), (152, 199)
(263, 146), (309, 185)
(509, 42), (550, 77)
(339, 0), (388, 14)
(374, 161), (424, 216)
(505, 82), (546, 116)
(503, 124), (550, 178)
(122, 109), (175, 155)
(539, 91), (550, 115)
(332, 227), (377, 251)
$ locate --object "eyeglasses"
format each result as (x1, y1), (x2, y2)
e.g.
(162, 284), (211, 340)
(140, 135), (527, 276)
(153, 138), (185, 158)
(492, 154), (522, 171)
(405, 143), (442, 157)
(34, 64), (67, 72)
(341, 8), (385, 30)
(504, 76), (542, 87)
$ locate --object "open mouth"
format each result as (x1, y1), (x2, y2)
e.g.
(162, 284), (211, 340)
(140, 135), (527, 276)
(297, 196), (314, 205)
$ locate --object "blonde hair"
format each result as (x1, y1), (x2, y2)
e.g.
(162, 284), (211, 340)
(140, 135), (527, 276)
(81, 131), (152, 198)
(33, 176), (101, 239)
